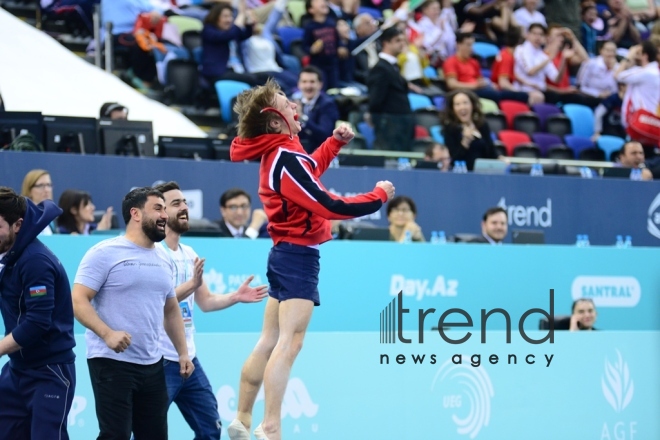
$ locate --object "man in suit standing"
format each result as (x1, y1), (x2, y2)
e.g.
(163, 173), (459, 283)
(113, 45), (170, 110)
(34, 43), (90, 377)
(215, 188), (270, 238)
(296, 66), (340, 153)
(367, 26), (415, 151)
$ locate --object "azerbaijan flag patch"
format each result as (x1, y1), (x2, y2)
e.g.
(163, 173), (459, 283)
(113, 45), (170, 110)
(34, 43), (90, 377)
(29, 286), (47, 297)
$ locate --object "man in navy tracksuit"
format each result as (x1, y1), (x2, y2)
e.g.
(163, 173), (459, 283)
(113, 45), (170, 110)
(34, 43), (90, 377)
(0, 186), (76, 439)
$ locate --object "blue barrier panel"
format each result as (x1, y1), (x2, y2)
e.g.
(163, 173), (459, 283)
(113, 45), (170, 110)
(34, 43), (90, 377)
(1, 332), (658, 439)
(1, 237), (657, 336)
(2, 151), (660, 246)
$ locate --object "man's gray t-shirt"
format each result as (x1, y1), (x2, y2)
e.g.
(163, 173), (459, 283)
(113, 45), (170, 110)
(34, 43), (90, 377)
(74, 236), (176, 365)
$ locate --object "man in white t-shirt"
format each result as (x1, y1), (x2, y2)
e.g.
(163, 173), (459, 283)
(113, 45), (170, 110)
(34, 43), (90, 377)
(155, 181), (268, 440)
(72, 187), (194, 439)
(614, 41), (660, 144)
(513, 23), (570, 92)
(513, 0), (546, 32)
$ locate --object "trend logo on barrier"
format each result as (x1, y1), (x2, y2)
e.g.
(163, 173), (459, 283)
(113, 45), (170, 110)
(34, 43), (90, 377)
(647, 193), (660, 239)
(602, 350), (634, 413)
(431, 358), (494, 439)
(571, 276), (641, 307)
(497, 197), (552, 227)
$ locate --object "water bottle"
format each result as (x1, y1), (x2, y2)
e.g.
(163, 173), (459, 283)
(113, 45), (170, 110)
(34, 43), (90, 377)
(630, 168), (642, 181)
(397, 158), (411, 171)
(461, 161), (468, 173)
(580, 167), (593, 179)
(576, 234), (583, 247)
(615, 235), (625, 248)
(430, 231), (439, 244)
(403, 230), (412, 244)
(330, 157), (340, 168)
(453, 161), (463, 173)
(624, 235), (632, 248)
(530, 163), (544, 176)
(437, 230), (447, 244)
(583, 234), (591, 246)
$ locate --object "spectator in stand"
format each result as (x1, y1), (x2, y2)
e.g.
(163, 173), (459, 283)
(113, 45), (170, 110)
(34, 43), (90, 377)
(544, 0), (581, 36)
(396, 21), (443, 96)
(470, 206), (508, 244)
(214, 188), (270, 238)
(423, 143), (452, 171)
(580, 2), (609, 57)
(486, 0), (519, 46)
(387, 196), (425, 243)
(57, 190), (114, 235)
(416, 0), (459, 64)
(569, 298), (597, 331)
(295, 66), (340, 153)
(544, 25), (595, 106)
(614, 42), (660, 146)
(459, 0), (504, 42)
(491, 27), (545, 104)
(513, 0), (546, 32)
(513, 23), (569, 99)
(99, 102), (129, 120)
(302, 0), (348, 90)
(201, 2), (262, 87)
(441, 89), (498, 170)
(592, 83), (626, 141)
(242, 0), (299, 94)
(577, 41), (619, 99)
(351, 13), (380, 85)
(606, 0), (641, 49)
(444, 32), (529, 103)
(617, 141), (653, 180)
(21, 169), (56, 236)
(367, 26), (415, 150)
(300, 0), (359, 26)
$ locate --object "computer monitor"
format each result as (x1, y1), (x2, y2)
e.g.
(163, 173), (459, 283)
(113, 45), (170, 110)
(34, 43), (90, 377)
(338, 154), (386, 168)
(0, 111), (43, 148)
(158, 136), (214, 160)
(43, 115), (99, 154)
(511, 230), (545, 244)
(98, 119), (155, 156)
(210, 138), (231, 161)
(349, 226), (391, 241)
(602, 167), (633, 179)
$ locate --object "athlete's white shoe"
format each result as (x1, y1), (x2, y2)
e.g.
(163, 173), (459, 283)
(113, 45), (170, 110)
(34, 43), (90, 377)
(227, 419), (250, 440)
(254, 423), (271, 440)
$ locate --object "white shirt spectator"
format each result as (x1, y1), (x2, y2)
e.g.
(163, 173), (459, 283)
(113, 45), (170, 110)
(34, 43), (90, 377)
(243, 36), (282, 73)
(577, 56), (619, 98)
(617, 61), (660, 127)
(513, 8), (546, 31)
(513, 40), (558, 92)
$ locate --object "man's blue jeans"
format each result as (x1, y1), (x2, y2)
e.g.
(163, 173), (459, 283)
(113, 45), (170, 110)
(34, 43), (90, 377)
(164, 357), (221, 440)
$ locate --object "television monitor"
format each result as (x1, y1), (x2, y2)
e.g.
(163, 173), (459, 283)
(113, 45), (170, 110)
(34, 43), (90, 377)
(158, 136), (214, 160)
(337, 154), (386, 168)
(98, 119), (155, 156)
(43, 115), (99, 154)
(511, 230), (545, 244)
(210, 138), (231, 160)
(0, 111), (43, 148)
(349, 226), (391, 241)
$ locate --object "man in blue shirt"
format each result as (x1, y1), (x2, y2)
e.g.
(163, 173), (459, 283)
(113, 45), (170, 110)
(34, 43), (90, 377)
(0, 187), (76, 439)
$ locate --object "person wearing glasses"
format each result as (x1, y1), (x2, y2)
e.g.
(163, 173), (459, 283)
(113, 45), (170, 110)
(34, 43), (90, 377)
(215, 188), (270, 238)
(423, 143), (452, 171)
(20, 169), (55, 236)
(387, 195), (425, 242)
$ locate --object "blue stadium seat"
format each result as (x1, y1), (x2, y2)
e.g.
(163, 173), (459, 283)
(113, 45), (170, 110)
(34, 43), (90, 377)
(424, 65), (438, 80)
(358, 6), (383, 18)
(215, 80), (251, 123)
(597, 135), (625, 161)
(472, 42), (499, 59)
(408, 93), (433, 111)
(357, 122), (375, 149)
(430, 125), (444, 144)
(276, 26), (305, 54)
(564, 135), (595, 158)
(563, 104), (594, 138)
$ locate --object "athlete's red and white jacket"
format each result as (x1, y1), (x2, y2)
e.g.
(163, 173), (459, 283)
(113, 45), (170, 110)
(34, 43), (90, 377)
(231, 134), (388, 246)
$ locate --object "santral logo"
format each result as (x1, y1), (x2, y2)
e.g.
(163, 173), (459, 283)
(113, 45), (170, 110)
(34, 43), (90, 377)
(571, 276), (641, 307)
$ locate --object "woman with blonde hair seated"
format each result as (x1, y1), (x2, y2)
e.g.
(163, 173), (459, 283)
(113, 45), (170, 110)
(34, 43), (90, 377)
(21, 169), (55, 236)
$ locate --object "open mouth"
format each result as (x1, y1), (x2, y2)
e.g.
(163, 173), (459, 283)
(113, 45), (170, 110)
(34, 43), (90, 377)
(294, 113), (299, 121)
(156, 220), (166, 230)
(178, 213), (189, 222)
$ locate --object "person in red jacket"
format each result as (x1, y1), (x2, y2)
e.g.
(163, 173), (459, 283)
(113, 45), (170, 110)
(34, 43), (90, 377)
(227, 79), (395, 440)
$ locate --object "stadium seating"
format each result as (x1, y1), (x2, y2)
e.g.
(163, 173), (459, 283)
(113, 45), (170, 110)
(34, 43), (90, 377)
(499, 130), (531, 155)
(563, 104), (595, 138)
(215, 80), (251, 123)
(499, 100), (530, 128)
(597, 135), (625, 161)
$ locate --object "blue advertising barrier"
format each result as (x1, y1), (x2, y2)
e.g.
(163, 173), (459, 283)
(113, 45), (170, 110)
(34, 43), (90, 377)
(0, 237), (657, 336)
(1, 331), (658, 439)
(2, 151), (660, 246)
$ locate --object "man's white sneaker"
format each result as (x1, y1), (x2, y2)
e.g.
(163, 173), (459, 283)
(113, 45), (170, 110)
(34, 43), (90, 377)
(227, 419), (250, 440)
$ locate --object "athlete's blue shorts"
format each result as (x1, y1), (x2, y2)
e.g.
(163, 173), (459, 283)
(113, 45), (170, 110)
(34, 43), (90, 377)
(266, 242), (321, 306)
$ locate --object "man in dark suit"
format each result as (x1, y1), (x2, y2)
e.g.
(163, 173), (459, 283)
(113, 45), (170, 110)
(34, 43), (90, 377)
(296, 66), (340, 153)
(367, 26), (415, 151)
(215, 188), (270, 238)
(470, 207), (508, 244)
